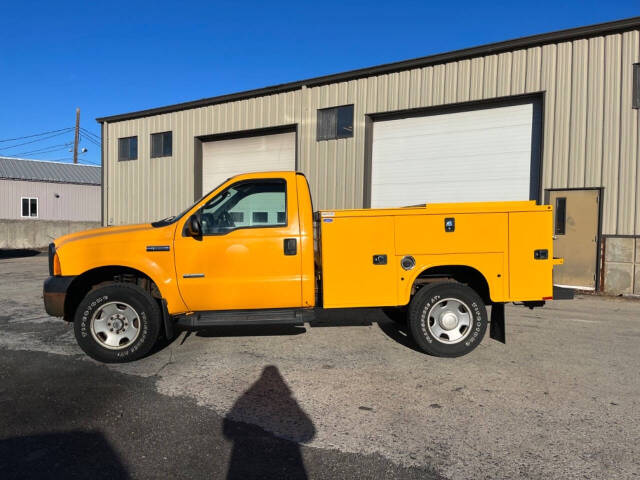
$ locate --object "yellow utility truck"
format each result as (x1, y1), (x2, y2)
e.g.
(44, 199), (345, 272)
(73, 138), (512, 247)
(43, 171), (568, 363)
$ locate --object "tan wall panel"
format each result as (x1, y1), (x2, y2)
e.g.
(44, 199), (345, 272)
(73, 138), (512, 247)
(618, 30), (639, 235)
(469, 57), (484, 101)
(540, 43), (557, 190)
(552, 41), (572, 188)
(444, 61), (458, 103)
(433, 64), (446, 104)
(525, 47), (541, 92)
(420, 66), (434, 106)
(483, 55), (498, 98)
(457, 59), (471, 102)
(407, 68), (422, 109)
(601, 34), (622, 234)
(497, 52), (512, 96)
(585, 36), (605, 187)
(568, 39), (588, 187)
(511, 49), (527, 95)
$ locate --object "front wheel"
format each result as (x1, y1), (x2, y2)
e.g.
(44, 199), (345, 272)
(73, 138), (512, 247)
(407, 282), (488, 357)
(74, 283), (161, 363)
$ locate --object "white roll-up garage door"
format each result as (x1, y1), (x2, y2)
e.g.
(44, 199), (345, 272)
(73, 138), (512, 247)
(202, 131), (295, 193)
(370, 102), (536, 207)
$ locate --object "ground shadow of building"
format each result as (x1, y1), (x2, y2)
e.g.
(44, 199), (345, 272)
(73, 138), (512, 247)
(223, 365), (315, 480)
(0, 430), (128, 479)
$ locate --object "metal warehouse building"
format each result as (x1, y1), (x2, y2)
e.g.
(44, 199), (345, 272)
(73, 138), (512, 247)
(98, 17), (640, 295)
(0, 157), (101, 249)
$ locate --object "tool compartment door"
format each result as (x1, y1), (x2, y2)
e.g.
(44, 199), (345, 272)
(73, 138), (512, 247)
(319, 215), (397, 308)
(508, 210), (554, 300)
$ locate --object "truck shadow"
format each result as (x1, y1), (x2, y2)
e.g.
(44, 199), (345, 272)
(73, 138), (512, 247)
(223, 365), (315, 479)
(164, 309), (422, 354)
(194, 324), (307, 338)
(310, 308), (423, 353)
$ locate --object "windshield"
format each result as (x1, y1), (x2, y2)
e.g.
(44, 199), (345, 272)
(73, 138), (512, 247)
(150, 177), (231, 228)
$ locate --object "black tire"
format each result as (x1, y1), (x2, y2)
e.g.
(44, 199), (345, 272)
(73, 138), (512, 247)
(381, 307), (408, 324)
(73, 283), (161, 363)
(407, 282), (487, 357)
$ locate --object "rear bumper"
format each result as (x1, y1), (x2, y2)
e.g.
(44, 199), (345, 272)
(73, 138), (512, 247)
(43, 276), (75, 317)
(553, 285), (575, 300)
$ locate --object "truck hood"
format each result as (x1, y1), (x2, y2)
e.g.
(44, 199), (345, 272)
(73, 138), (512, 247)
(54, 224), (155, 249)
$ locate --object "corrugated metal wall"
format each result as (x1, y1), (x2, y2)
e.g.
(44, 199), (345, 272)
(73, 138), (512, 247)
(0, 179), (101, 221)
(105, 29), (639, 235)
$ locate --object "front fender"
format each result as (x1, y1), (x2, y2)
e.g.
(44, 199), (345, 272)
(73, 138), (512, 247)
(55, 226), (188, 314)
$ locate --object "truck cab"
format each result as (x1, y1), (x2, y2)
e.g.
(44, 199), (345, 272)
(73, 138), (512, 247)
(44, 171), (565, 363)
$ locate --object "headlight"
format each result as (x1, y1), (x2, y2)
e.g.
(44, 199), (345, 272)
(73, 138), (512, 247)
(53, 252), (61, 276)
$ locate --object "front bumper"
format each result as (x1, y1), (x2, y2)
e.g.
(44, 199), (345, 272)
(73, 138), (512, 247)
(43, 276), (75, 317)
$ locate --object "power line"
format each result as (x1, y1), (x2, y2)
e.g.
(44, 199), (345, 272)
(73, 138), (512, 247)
(80, 126), (100, 136)
(79, 127), (101, 142)
(12, 143), (73, 157)
(0, 129), (75, 152)
(0, 127), (73, 143)
(80, 131), (100, 143)
(79, 159), (100, 166)
(80, 133), (101, 147)
(39, 155), (100, 166)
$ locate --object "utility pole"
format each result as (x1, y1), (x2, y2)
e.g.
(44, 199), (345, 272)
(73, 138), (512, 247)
(73, 108), (80, 164)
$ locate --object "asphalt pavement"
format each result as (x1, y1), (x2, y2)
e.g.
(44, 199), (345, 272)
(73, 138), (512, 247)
(1, 252), (639, 479)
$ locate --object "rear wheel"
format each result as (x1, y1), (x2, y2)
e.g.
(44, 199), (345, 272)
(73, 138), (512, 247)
(408, 282), (487, 357)
(74, 283), (161, 363)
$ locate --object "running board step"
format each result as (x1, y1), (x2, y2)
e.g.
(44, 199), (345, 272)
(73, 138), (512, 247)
(177, 308), (314, 327)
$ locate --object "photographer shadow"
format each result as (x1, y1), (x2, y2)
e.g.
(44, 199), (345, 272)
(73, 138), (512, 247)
(223, 365), (315, 480)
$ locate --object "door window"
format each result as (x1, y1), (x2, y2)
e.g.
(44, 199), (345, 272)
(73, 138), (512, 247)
(198, 179), (286, 235)
(554, 197), (566, 235)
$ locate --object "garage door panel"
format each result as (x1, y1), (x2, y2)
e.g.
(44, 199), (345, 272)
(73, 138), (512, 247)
(373, 106), (532, 139)
(371, 103), (536, 207)
(202, 131), (295, 192)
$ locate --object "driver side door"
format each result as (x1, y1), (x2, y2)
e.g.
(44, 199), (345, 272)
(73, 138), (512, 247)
(173, 176), (303, 312)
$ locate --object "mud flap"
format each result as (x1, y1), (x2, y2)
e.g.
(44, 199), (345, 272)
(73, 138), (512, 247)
(161, 299), (175, 341)
(490, 302), (505, 344)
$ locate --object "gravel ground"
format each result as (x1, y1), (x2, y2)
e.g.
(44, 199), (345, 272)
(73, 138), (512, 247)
(1, 252), (639, 479)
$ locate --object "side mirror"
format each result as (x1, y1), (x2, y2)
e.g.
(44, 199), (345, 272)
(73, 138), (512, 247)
(187, 215), (202, 237)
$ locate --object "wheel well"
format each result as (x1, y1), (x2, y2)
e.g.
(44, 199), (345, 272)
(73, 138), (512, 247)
(412, 265), (491, 305)
(63, 266), (161, 321)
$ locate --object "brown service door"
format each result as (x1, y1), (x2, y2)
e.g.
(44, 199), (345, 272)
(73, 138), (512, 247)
(547, 189), (600, 289)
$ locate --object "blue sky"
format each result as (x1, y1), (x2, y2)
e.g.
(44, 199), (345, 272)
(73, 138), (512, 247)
(1, 0), (638, 165)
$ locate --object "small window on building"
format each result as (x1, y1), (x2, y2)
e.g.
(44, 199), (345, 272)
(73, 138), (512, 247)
(317, 105), (354, 140)
(151, 131), (172, 158)
(555, 197), (566, 235)
(252, 212), (268, 223)
(118, 136), (138, 161)
(21, 197), (38, 218)
(633, 63), (640, 109)
(230, 211), (244, 223)
(277, 211), (286, 224)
